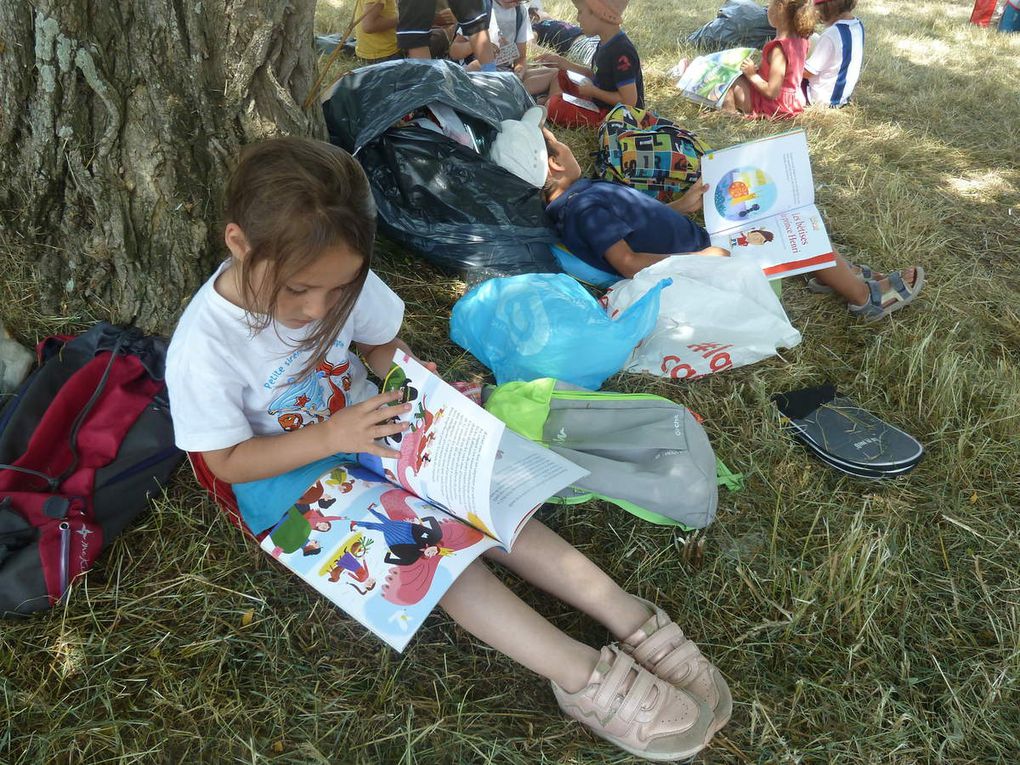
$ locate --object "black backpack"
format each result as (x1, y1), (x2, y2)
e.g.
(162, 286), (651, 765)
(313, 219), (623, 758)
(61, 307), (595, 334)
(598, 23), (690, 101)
(0, 323), (184, 615)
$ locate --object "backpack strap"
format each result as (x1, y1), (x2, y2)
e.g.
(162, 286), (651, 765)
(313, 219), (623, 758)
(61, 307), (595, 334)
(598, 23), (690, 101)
(0, 335), (123, 491)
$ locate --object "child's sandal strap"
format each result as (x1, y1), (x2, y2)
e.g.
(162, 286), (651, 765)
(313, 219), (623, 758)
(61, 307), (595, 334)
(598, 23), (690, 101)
(885, 270), (911, 300)
(866, 278), (884, 305)
(849, 279), (885, 319)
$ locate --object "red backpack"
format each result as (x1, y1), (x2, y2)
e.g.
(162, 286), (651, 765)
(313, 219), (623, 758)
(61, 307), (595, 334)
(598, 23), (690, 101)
(0, 323), (184, 615)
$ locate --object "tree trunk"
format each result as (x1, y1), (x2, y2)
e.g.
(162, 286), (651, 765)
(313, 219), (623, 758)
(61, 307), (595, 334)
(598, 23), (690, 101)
(0, 0), (324, 333)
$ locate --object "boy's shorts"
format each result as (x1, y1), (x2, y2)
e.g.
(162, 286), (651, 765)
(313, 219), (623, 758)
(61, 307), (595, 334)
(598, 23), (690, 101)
(546, 69), (609, 128)
(397, 0), (490, 50)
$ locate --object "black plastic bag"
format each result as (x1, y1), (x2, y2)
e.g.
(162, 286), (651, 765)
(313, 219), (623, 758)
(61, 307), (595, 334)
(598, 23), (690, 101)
(323, 59), (559, 280)
(687, 0), (775, 51)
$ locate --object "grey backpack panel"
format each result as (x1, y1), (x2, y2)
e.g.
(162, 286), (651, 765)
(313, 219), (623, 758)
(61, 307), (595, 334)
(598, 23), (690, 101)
(541, 389), (717, 529)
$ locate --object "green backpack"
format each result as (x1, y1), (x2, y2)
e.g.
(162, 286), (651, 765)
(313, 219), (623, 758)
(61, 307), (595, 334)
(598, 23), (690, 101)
(483, 379), (720, 529)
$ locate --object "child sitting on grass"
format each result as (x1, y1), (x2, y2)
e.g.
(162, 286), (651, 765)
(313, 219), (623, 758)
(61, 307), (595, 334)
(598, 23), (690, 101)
(803, 0), (864, 108)
(543, 129), (925, 320)
(487, 0), (560, 96)
(723, 0), (816, 118)
(167, 136), (732, 763)
(538, 0), (644, 126)
(354, 0), (402, 63)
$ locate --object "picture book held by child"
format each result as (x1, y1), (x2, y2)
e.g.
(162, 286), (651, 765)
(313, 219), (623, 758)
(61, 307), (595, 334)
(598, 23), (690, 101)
(559, 71), (601, 112)
(262, 352), (588, 651)
(699, 129), (837, 279)
(671, 47), (757, 109)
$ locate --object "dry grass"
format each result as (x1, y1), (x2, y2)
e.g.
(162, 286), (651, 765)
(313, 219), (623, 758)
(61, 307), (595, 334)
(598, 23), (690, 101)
(3, 1), (1020, 763)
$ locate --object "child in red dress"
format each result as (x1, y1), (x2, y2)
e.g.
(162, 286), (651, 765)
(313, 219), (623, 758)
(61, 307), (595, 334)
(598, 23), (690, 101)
(723, 0), (817, 117)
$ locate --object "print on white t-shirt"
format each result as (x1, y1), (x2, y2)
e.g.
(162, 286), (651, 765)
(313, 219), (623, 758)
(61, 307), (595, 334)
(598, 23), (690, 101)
(165, 262), (404, 453)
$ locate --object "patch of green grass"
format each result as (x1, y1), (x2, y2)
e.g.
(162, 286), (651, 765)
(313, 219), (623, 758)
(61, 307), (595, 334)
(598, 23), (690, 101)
(3, 1), (1019, 763)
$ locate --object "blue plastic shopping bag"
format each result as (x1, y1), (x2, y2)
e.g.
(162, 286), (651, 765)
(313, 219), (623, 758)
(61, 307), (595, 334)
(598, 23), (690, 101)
(450, 273), (668, 389)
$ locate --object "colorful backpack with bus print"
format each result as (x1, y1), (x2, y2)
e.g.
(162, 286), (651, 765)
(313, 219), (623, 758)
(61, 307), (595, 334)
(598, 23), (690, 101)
(595, 105), (711, 204)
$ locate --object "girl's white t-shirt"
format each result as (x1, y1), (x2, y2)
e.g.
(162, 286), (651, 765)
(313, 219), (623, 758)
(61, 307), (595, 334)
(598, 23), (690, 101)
(804, 18), (864, 107)
(166, 261), (404, 453)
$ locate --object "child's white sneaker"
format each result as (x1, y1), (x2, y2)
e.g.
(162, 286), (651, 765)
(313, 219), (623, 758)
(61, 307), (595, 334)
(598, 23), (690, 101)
(551, 645), (713, 762)
(622, 598), (733, 737)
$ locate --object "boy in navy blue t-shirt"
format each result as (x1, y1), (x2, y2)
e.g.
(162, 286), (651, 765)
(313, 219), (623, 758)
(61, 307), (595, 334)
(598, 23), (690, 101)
(542, 128), (927, 320)
(540, 0), (644, 127)
(542, 130), (727, 278)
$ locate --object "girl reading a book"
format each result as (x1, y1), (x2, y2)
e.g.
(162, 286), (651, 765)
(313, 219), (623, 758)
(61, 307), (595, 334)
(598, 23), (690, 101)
(722, 0), (815, 118)
(165, 136), (731, 763)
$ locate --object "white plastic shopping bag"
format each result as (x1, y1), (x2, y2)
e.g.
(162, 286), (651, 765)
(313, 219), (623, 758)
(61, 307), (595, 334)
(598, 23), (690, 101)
(604, 255), (802, 380)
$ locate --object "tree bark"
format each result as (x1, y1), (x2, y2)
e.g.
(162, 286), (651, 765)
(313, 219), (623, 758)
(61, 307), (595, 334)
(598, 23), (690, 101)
(0, 0), (324, 332)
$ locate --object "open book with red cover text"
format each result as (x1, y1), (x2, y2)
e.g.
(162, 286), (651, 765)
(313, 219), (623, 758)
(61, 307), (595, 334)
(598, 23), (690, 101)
(260, 353), (588, 651)
(700, 130), (838, 279)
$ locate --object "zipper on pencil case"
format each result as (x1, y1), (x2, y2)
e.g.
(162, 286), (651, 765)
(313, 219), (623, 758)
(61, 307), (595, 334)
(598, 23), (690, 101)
(58, 521), (71, 600)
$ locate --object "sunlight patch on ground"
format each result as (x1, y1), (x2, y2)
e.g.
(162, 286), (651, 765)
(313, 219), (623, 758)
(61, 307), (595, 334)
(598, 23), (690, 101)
(892, 36), (953, 65)
(50, 635), (87, 680)
(946, 170), (1017, 202)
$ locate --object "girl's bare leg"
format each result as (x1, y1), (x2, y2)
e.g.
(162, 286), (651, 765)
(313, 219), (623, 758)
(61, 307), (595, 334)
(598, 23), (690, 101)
(722, 77), (752, 113)
(438, 559), (600, 693)
(483, 519), (652, 640)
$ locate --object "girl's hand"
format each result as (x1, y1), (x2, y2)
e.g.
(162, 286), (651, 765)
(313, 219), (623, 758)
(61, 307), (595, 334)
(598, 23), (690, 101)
(577, 81), (595, 98)
(739, 57), (757, 77)
(321, 390), (411, 458)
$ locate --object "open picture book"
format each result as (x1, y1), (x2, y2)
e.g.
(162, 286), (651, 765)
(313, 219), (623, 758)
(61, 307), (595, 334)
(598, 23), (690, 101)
(260, 353), (589, 651)
(672, 47), (756, 109)
(700, 129), (838, 279)
(561, 70), (601, 113)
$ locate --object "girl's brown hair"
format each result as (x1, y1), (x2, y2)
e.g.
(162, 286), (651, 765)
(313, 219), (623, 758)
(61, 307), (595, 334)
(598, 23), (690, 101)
(814, 0), (857, 24)
(224, 137), (375, 376)
(774, 0), (819, 38)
